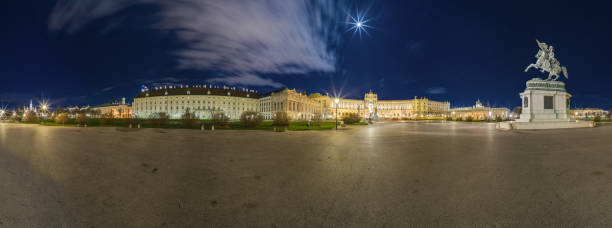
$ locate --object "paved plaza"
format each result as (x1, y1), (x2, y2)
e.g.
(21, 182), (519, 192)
(1, 122), (611, 227)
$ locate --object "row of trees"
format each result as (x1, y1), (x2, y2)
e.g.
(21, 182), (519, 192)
(47, 108), (294, 129)
(10, 107), (365, 129)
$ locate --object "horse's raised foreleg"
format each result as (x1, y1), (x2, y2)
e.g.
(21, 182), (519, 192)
(525, 64), (535, 72)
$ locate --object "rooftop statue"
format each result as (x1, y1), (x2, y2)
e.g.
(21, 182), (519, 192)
(524, 40), (568, 81)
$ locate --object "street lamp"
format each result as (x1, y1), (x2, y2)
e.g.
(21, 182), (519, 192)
(335, 98), (339, 130)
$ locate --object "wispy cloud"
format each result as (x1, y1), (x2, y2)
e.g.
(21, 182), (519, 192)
(207, 74), (284, 88)
(49, 0), (344, 88)
(137, 76), (188, 88)
(49, 0), (136, 34)
(425, 87), (447, 94)
(101, 85), (119, 92)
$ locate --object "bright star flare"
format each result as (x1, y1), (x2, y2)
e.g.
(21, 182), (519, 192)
(347, 13), (373, 38)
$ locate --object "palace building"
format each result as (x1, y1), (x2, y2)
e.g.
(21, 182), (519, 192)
(309, 91), (450, 120)
(133, 85), (259, 119)
(449, 100), (510, 120)
(570, 108), (607, 119)
(93, 98), (133, 119)
(132, 85), (450, 120)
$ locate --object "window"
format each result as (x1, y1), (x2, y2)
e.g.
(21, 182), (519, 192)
(523, 97), (529, 108)
(544, 96), (553, 109)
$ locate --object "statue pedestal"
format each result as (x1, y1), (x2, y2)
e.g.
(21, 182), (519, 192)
(516, 78), (570, 122)
(497, 78), (594, 130)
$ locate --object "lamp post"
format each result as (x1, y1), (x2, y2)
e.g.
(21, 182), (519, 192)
(334, 98), (339, 130)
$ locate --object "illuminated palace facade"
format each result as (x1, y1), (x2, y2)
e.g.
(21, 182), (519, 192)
(449, 100), (510, 120)
(132, 86), (450, 120)
(309, 91), (450, 119)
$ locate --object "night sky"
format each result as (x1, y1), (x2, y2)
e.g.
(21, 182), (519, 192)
(1, 0), (611, 110)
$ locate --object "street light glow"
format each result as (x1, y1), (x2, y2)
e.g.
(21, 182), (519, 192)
(39, 99), (50, 111)
(334, 98), (339, 104)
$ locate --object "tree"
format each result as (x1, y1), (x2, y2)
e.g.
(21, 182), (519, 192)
(100, 113), (114, 126)
(512, 106), (522, 116)
(311, 113), (323, 126)
(495, 116), (503, 122)
(23, 111), (39, 123)
(55, 113), (69, 125)
(76, 113), (90, 125)
(0, 110), (8, 120)
(594, 115), (601, 122)
(10, 112), (21, 122)
(149, 112), (169, 128)
(273, 111), (291, 127)
(212, 112), (230, 128)
(342, 113), (361, 124)
(464, 116), (473, 122)
(181, 108), (199, 128)
(117, 108), (124, 119)
(123, 118), (140, 127)
(240, 111), (264, 128)
(54, 106), (66, 116)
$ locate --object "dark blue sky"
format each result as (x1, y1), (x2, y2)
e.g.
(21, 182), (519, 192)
(1, 0), (611, 109)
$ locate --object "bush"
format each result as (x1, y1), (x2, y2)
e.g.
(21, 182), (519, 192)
(342, 113), (361, 124)
(464, 116), (473, 122)
(240, 111), (263, 128)
(445, 116), (453, 121)
(495, 116), (503, 122)
(212, 112), (230, 128)
(594, 115), (601, 122)
(123, 118), (140, 127)
(100, 113), (114, 126)
(273, 112), (291, 127)
(149, 112), (169, 128)
(10, 113), (21, 122)
(55, 113), (69, 125)
(311, 113), (323, 126)
(23, 111), (40, 123)
(181, 109), (199, 128)
(76, 113), (89, 125)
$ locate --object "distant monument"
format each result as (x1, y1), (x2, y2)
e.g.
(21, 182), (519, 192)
(497, 40), (594, 129)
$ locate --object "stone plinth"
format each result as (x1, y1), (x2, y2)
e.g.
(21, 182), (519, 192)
(516, 78), (570, 122)
(497, 78), (594, 130)
(497, 120), (594, 130)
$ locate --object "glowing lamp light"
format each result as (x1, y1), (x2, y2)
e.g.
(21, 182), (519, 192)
(334, 98), (339, 104)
